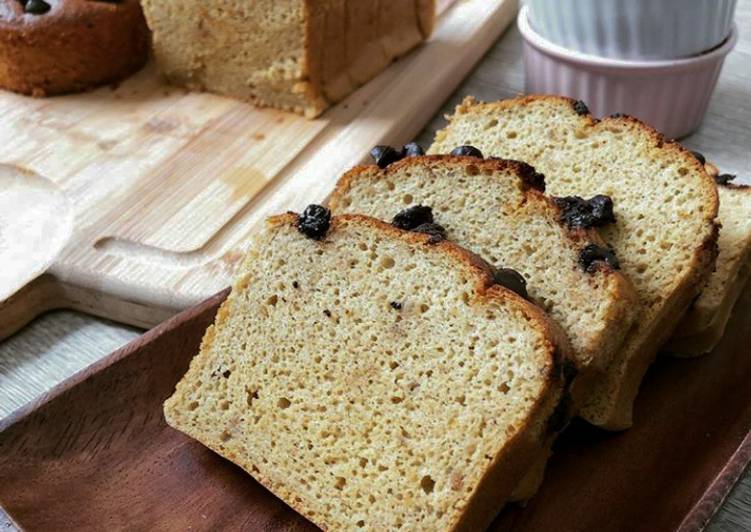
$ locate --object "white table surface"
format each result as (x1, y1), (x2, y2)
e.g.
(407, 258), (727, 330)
(2, 2), (750, 530)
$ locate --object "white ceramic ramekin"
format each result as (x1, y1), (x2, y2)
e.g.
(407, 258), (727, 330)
(519, 6), (737, 139)
(525, 0), (737, 60)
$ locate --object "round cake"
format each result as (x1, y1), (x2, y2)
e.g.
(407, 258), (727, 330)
(0, 0), (149, 96)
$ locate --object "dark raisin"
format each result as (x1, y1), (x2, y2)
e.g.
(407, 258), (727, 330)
(401, 142), (424, 158)
(609, 112), (625, 118)
(492, 267), (528, 299)
(413, 222), (446, 244)
(715, 173), (736, 185)
(450, 145), (483, 158)
(222, 369), (231, 379)
(323, 309), (332, 317)
(392, 205), (434, 231)
(572, 100), (590, 115)
(579, 244), (620, 273)
(516, 162), (546, 192)
(690, 150), (706, 165)
(555, 195), (615, 229)
(588, 195), (615, 225)
(24, 0), (50, 14)
(390, 301), (402, 310)
(370, 145), (402, 168)
(292, 281), (299, 289)
(296, 204), (331, 240)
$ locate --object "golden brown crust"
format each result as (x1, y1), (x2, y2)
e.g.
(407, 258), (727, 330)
(170, 210), (572, 531)
(330, 155), (639, 374)
(446, 94), (720, 231)
(271, 210), (525, 307)
(0, 0), (149, 96)
(332, 154), (626, 275)
(270, 211), (575, 371)
(272, 210), (575, 393)
(436, 94), (720, 429)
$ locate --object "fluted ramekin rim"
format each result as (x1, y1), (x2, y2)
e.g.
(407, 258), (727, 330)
(518, 5), (738, 71)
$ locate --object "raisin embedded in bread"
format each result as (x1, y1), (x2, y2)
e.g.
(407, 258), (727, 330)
(330, 154), (638, 502)
(667, 182), (751, 355)
(330, 155), (637, 386)
(164, 211), (572, 531)
(141, 1), (435, 118)
(0, 0), (149, 96)
(430, 95), (719, 429)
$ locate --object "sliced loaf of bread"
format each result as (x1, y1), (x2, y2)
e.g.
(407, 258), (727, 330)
(330, 154), (639, 502)
(667, 178), (751, 355)
(430, 95), (719, 429)
(329, 155), (637, 388)
(164, 209), (572, 531)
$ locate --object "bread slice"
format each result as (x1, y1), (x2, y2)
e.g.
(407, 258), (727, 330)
(667, 259), (750, 355)
(330, 155), (637, 388)
(666, 181), (751, 355)
(430, 95), (719, 429)
(164, 210), (572, 531)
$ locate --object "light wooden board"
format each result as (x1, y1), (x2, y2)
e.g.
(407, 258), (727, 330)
(3, 2), (751, 530)
(0, 0), (518, 339)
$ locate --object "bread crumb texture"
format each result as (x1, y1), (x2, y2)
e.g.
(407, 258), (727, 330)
(430, 95), (718, 428)
(165, 214), (562, 531)
(330, 155), (637, 376)
(141, 0), (435, 117)
(676, 185), (751, 333)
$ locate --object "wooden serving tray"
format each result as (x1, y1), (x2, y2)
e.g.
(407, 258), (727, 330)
(2, 287), (750, 532)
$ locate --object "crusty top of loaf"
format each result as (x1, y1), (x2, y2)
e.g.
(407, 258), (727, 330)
(430, 94), (719, 323)
(266, 211), (573, 376)
(268, 211), (567, 327)
(330, 155), (638, 374)
(165, 210), (572, 531)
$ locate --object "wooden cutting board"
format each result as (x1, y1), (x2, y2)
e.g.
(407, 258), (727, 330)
(0, 0), (518, 340)
(2, 286), (750, 531)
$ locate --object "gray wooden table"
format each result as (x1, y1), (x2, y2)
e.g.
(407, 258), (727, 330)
(2, 3), (750, 530)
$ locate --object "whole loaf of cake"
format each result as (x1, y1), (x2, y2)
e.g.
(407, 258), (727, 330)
(141, 0), (435, 117)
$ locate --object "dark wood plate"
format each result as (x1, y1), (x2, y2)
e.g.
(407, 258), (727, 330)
(2, 287), (751, 532)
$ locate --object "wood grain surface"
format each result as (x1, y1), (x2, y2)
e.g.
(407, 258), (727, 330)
(1, 1), (750, 530)
(0, 0), (518, 341)
(2, 285), (751, 531)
